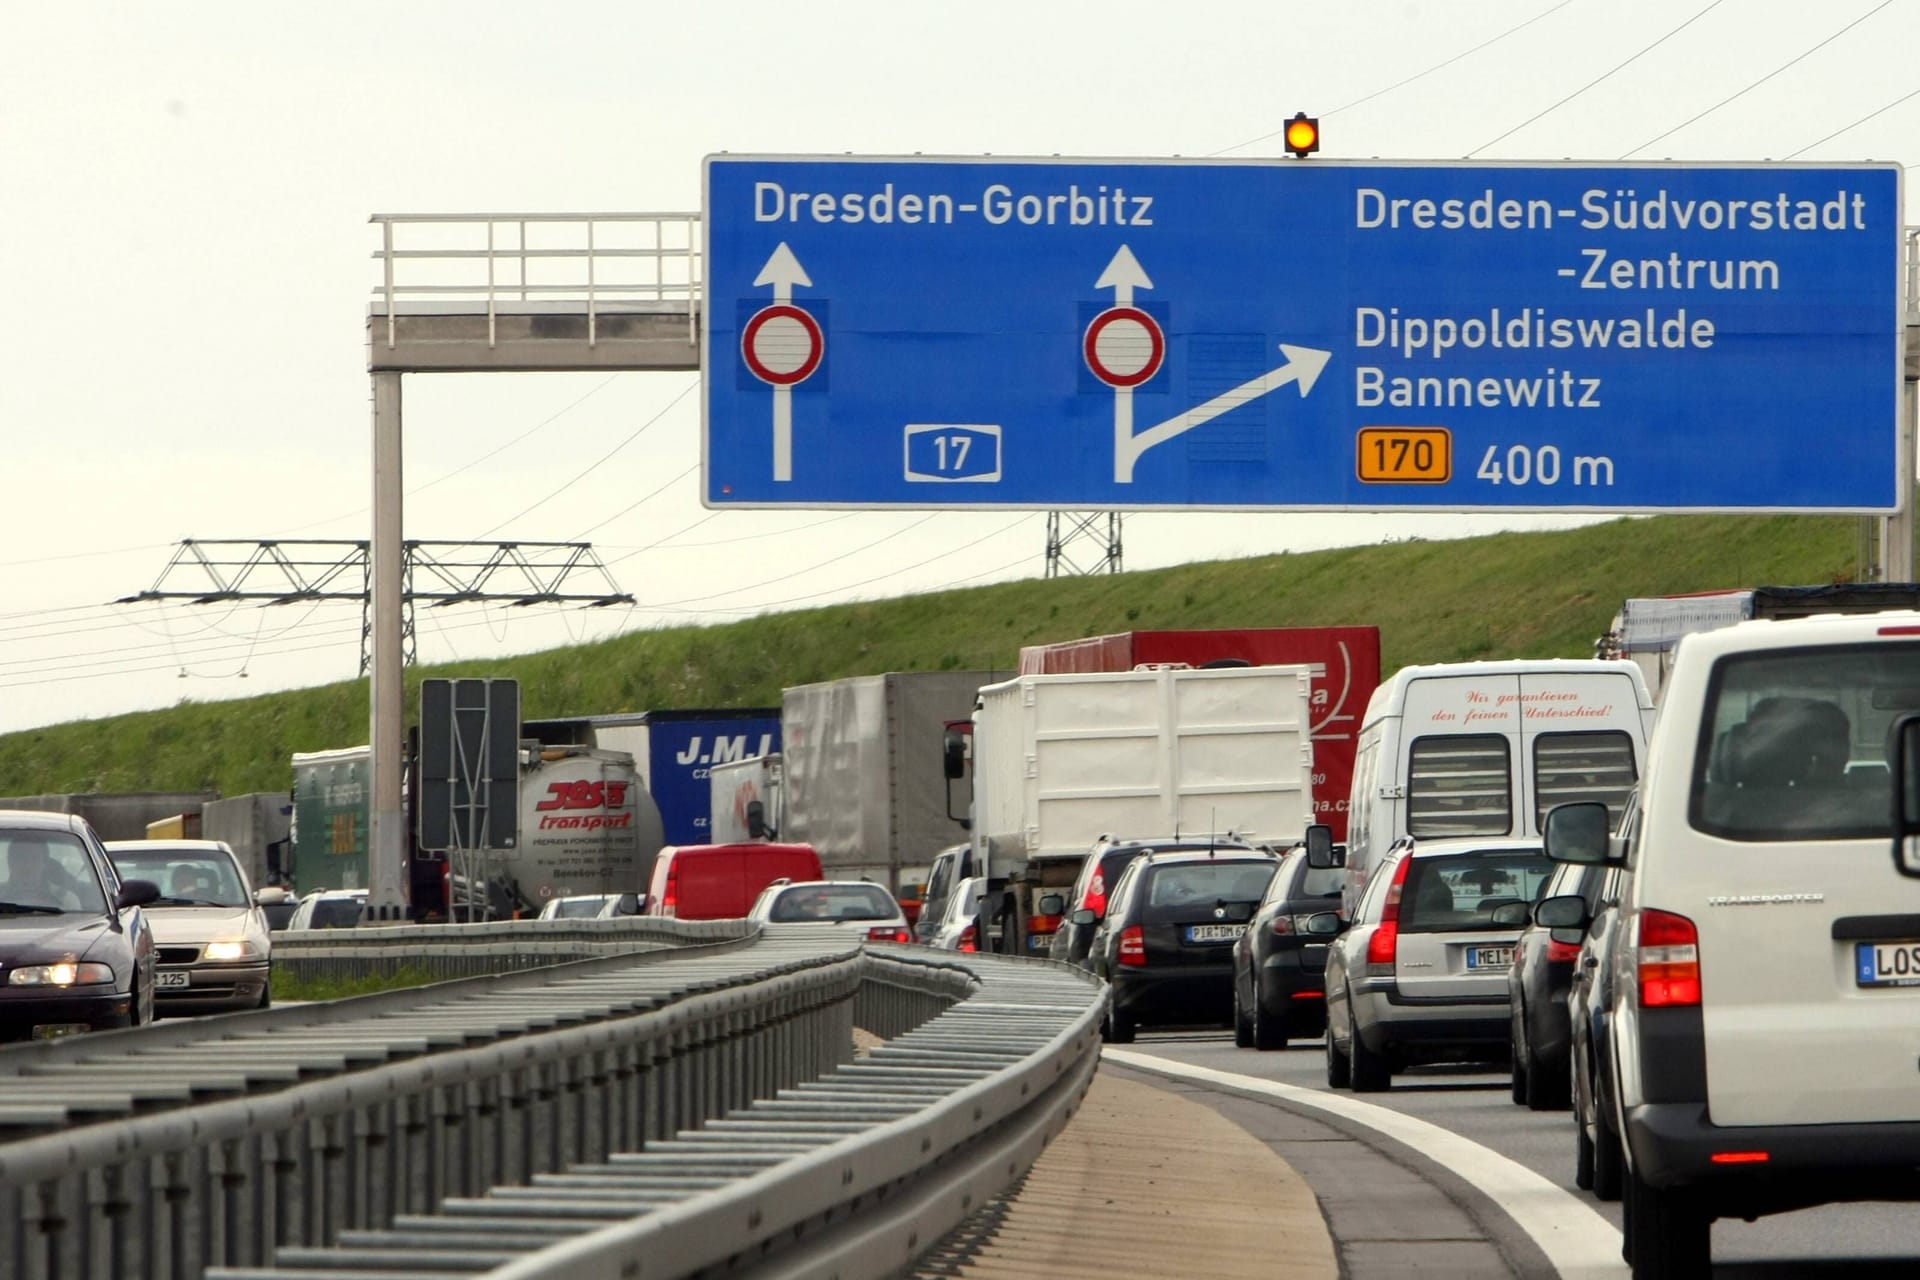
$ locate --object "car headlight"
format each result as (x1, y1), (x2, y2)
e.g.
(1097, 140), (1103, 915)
(9, 962), (114, 987)
(203, 939), (261, 962)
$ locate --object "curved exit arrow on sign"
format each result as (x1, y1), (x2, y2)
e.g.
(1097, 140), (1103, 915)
(1095, 245), (1332, 484)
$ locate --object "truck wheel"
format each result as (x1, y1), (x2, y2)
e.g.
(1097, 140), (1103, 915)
(1625, 1167), (1709, 1279)
(1232, 984), (1254, 1048)
(1349, 1018), (1391, 1092)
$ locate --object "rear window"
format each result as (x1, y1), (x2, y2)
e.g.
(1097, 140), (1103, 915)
(311, 898), (364, 929)
(1143, 861), (1276, 919)
(1407, 734), (1513, 836)
(1400, 852), (1554, 932)
(770, 884), (897, 922)
(1533, 731), (1637, 830)
(553, 897), (607, 918)
(1691, 643), (1919, 841)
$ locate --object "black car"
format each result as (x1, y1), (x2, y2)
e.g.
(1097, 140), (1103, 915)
(1084, 848), (1279, 1043)
(1231, 845), (1345, 1049)
(0, 811), (160, 1043)
(1560, 861), (1635, 1201)
(1049, 833), (1256, 968)
(1506, 859), (1608, 1109)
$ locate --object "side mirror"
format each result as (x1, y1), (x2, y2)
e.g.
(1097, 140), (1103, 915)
(1892, 714), (1920, 878)
(1304, 824), (1342, 869)
(117, 879), (161, 909)
(1037, 894), (1065, 916)
(1489, 901), (1531, 927)
(1302, 911), (1343, 937)
(254, 886), (291, 906)
(943, 727), (968, 781)
(1069, 907), (1096, 926)
(745, 799), (769, 840)
(1533, 894), (1590, 930)
(1543, 801), (1617, 866)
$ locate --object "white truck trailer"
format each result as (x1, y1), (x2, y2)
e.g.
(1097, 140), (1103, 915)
(960, 664), (1318, 956)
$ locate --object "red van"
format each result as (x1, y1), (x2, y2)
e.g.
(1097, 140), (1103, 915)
(645, 842), (824, 920)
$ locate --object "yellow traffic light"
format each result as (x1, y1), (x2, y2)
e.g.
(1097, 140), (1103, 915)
(1284, 112), (1320, 159)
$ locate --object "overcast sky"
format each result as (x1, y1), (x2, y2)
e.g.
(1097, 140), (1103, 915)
(2, 0), (1915, 735)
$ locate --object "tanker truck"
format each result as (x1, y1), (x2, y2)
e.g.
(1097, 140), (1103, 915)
(290, 741), (664, 920)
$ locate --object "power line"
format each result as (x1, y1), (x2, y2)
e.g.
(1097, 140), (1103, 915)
(1208, 1), (1575, 156)
(1622, 1), (1895, 158)
(644, 513), (944, 609)
(1469, 0), (1729, 157)
(1784, 85), (1920, 159)
(478, 380), (698, 538)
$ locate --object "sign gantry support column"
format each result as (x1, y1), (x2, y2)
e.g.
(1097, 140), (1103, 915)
(368, 371), (409, 921)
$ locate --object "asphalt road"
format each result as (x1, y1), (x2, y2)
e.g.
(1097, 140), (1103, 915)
(1118, 1027), (1920, 1279)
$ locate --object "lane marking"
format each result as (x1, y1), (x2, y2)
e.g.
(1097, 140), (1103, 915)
(1102, 1049), (1628, 1280)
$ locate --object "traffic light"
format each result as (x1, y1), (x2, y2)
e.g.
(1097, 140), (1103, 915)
(1284, 112), (1320, 159)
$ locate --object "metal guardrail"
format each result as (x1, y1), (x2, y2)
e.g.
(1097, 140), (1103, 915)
(206, 944), (1103, 1280)
(0, 929), (873, 1279)
(1, 926), (1105, 1280)
(370, 213), (702, 349)
(269, 916), (755, 985)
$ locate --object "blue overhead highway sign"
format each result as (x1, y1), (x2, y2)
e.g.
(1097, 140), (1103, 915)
(702, 156), (1901, 512)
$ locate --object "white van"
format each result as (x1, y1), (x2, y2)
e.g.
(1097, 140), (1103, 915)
(1543, 611), (1920, 1277)
(1343, 659), (1654, 914)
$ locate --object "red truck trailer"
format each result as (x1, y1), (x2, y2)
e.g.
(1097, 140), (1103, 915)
(1016, 628), (1381, 843)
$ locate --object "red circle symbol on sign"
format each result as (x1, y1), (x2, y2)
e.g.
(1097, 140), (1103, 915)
(1084, 306), (1165, 388)
(742, 304), (825, 385)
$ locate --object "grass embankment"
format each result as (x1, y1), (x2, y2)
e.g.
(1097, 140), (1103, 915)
(0, 511), (1863, 798)
(270, 964), (440, 1002)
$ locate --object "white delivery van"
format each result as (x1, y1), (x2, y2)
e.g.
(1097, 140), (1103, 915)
(1343, 659), (1654, 914)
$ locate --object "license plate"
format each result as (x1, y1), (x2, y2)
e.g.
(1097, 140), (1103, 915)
(1856, 941), (1920, 987)
(1466, 945), (1514, 970)
(156, 971), (191, 989)
(1186, 924), (1246, 943)
(1027, 933), (1051, 953)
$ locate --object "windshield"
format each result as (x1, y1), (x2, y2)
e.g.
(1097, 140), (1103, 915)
(553, 896), (610, 918)
(108, 848), (248, 907)
(0, 830), (107, 915)
(770, 884), (897, 922)
(1692, 643), (1920, 841)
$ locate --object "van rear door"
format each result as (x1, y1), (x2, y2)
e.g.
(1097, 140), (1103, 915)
(1673, 640), (1920, 1127)
(1517, 670), (1646, 835)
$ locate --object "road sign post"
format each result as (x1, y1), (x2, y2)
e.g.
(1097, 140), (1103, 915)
(418, 677), (520, 920)
(703, 156), (1902, 514)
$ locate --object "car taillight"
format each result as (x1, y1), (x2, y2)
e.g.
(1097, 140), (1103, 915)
(957, 923), (978, 953)
(867, 927), (912, 944)
(1030, 914), (1062, 937)
(1547, 938), (1582, 964)
(1365, 920), (1399, 972)
(1638, 908), (1701, 1007)
(1271, 915), (1295, 936)
(1118, 924), (1147, 967)
(1366, 857), (1413, 974)
(661, 863), (678, 918)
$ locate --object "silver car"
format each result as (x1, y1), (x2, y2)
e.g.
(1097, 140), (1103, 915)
(921, 875), (988, 951)
(1324, 837), (1554, 1092)
(103, 839), (273, 1014)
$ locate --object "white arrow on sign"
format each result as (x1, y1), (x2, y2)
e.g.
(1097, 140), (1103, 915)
(1116, 342), (1332, 484)
(1095, 246), (1154, 473)
(754, 243), (813, 480)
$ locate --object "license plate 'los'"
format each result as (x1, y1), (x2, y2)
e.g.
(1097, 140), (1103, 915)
(1856, 941), (1920, 987)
